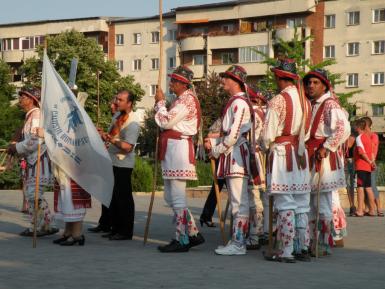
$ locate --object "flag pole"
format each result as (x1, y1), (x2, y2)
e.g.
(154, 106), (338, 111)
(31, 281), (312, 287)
(32, 39), (48, 248)
(96, 70), (100, 127)
(143, 0), (163, 245)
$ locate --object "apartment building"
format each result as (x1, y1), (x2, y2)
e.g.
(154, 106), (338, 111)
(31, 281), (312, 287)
(108, 12), (178, 111)
(0, 17), (110, 85)
(174, 0), (322, 83)
(323, 0), (385, 133)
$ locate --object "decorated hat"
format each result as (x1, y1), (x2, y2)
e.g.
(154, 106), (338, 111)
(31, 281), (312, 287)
(18, 88), (41, 106)
(247, 85), (267, 103)
(168, 65), (194, 84)
(219, 65), (247, 84)
(270, 58), (298, 80)
(303, 69), (332, 91)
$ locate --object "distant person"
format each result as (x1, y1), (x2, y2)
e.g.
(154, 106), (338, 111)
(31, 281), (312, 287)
(353, 119), (376, 217)
(361, 116), (383, 217)
(344, 131), (356, 216)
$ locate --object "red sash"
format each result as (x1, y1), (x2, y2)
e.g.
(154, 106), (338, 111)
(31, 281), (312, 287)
(54, 180), (91, 212)
(158, 129), (195, 164)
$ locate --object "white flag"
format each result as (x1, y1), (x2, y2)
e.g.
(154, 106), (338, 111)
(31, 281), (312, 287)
(41, 52), (113, 207)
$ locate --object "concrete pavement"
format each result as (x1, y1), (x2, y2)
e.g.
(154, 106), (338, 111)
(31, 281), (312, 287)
(1, 190), (385, 289)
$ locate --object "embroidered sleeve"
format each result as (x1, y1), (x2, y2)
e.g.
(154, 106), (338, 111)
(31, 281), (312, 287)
(154, 98), (189, 130)
(16, 110), (40, 155)
(211, 99), (248, 158)
(323, 106), (350, 152)
(262, 95), (285, 149)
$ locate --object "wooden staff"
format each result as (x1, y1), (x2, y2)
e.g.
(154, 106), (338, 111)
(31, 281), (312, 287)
(32, 141), (42, 248)
(315, 158), (324, 259)
(143, 0), (163, 245)
(96, 70), (100, 127)
(210, 159), (226, 245)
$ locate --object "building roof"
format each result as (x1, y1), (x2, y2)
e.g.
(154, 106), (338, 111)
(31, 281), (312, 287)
(174, 0), (276, 12)
(0, 16), (121, 28)
(110, 11), (176, 24)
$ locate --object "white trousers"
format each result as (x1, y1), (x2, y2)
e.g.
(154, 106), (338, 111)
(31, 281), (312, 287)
(226, 177), (250, 217)
(274, 193), (310, 213)
(164, 179), (187, 210)
(310, 191), (333, 220)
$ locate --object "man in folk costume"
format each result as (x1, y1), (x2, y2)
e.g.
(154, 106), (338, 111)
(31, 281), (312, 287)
(155, 66), (205, 253)
(205, 65), (252, 255)
(7, 88), (58, 237)
(99, 90), (140, 241)
(262, 59), (312, 263)
(303, 69), (350, 256)
(246, 85), (268, 249)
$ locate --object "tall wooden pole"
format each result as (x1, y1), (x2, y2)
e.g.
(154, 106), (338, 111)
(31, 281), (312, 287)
(96, 70), (100, 127)
(143, 0), (163, 245)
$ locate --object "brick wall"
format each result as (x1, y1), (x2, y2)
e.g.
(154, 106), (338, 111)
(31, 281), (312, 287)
(306, 1), (324, 65)
(108, 23), (115, 60)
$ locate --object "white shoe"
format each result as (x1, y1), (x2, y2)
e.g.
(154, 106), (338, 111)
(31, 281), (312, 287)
(215, 241), (246, 255)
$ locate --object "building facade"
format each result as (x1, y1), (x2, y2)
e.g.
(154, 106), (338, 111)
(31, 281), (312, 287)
(0, 17), (110, 87)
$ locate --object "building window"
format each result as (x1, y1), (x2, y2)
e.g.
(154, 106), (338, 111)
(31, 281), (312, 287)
(221, 52), (235, 64)
(373, 40), (385, 54)
(192, 27), (208, 34)
(373, 105), (384, 116)
(346, 73), (358, 87)
(193, 54), (206, 65)
(150, 84), (158, 96)
(133, 59), (142, 71)
(133, 33), (142, 45)
(116, 34), (124, 45)
(151, 31), (160, 43)
(116, 60), (124, 72)
(21, 37), (35, 50)
(347, 42), (359, 56)
(347, 11), (360, 25)
(168, 30), (177, 41)
(286, 17), (305, 28)
(325, 15), (336, 28)
(151, 58), (159, 70)
(1, 38), (13, 51)
(373, 8), (385, 23)
(221, 24), (234, 32)
(324, 45), (335, 58)
(239, 46), (267, 63)
(169, 56), (176, 69)
(372, 72), (385, 85)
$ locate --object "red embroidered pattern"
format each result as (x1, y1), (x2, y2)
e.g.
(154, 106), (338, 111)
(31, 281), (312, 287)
(311, 177), (345, 191)
(162, 169), (196, 178)
(268, 94), (286, 125)
(269, 183), (311, 192)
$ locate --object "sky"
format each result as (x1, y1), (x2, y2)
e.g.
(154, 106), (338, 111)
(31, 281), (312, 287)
(0, 0), (228, 24)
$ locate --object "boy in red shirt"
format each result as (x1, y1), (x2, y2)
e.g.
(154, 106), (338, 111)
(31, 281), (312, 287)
(354, 119), (376, 216)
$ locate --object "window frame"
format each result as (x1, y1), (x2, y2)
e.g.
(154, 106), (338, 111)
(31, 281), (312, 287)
(324, 45), (335, 58)
(116, 34), (124, 45)
(116, 60), (124, 72)
(347, 42), (360, 56)
(132, 59), (142, 71)
(372, 104), (384, 116)
(150, 84), (158, 97)
(325, 14), (336, 28)
(346, 73), (359, 88)
(372, 72), (385, 86)
(151, 31), (160, 44)
(169, 56), (176, 69)
(221, 52), (235, 65)
(347, 11), (360, 26)
(239, 46), (267, 63)
(373, 8), (385, 23)
(373, 40), (385, 54)
(192, 54), (206, 65)
(151, 58), (159, 70)
(133, 33), (142, 45)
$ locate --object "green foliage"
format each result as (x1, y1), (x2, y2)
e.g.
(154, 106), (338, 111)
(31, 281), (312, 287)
(195, 71), (228, 136)
(137, 109), (157, 157)
(20, 30), (145, 130)
(0, 163), (21, 190)
(132, 157), (154, 192)
(256, 27), (360, 118)
(376, 162), (385, 186)
(0, 60), (24, 144)
(187, 160), (212, 187)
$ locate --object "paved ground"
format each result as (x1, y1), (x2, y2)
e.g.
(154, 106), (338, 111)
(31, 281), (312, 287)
(1, 190), (385, 289)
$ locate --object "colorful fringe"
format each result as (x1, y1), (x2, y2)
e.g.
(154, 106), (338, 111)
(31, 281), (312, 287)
(232, 216), (249, 245)
(276, 210), (295, 257)
(175, 208), (199, 245)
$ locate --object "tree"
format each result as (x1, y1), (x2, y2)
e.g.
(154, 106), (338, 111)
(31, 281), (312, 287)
(21, 30), (145, 128)
(257, 28), (360, 118)
(0, 60), (23, 146)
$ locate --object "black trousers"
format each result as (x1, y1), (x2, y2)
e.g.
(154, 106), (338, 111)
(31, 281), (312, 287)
(109, 166), (135, 237)
(98, 204), (111, 231)
(200, 178), (226, 221)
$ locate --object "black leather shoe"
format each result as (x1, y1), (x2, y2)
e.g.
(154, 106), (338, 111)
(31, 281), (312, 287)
(60, 235), (85, 246)
(294, 250), (311, 262)
(158, 239), (190, 253)
(88, 226), (110, 233)
(53, 235), (70, 244)
(199, 217), (216, 227)
(188, 233), (205, 248)
(109, 233), (132, 241)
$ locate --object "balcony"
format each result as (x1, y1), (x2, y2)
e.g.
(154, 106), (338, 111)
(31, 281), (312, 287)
(1, 50), (36, 63)
(273, 27), (310, 43)
(180, 36), (206, 52)
(209, 32), (269, 50)
(209, 62), (267, 77)
(189, 65), (205, 79)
